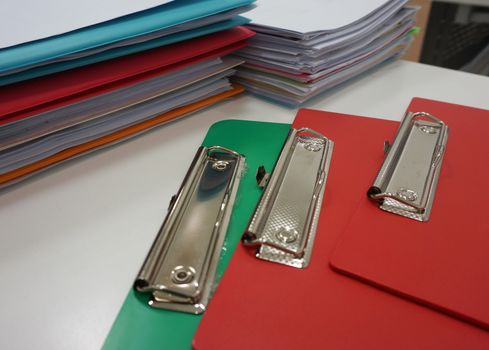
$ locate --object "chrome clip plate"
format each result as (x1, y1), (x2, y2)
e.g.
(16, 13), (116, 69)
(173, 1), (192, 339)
(134, 146), (244, 314)
(243, 128), (333, 268)
(368, 112), (449, 221)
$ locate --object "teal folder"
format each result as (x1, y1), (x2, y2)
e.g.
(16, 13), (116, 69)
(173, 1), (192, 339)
(0, 0), (254, 82)
(102, 120), (290, 350)
(0, 17), (249, 86)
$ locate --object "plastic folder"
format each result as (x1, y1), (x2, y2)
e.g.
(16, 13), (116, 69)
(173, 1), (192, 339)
(102, 120), (291, 350)
(0, 0), (253, 74)
(193, 107), (489, 349)
(0, 27), (254, 126)
(0, 86), (247, 189)
(330, 98), (489, 330)
(0, 17), (250, 86)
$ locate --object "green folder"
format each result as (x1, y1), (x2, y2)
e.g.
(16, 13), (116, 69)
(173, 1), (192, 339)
(103, 120), (291, 350)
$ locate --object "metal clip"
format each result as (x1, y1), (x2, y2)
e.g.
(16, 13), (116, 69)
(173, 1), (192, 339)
(368, 112), (449, 221)
(134, 146), (245, 314)
(242, 128), (333, 268)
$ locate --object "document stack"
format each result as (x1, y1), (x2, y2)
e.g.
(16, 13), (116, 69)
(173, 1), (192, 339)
(0, 0), (255, 189)
(233, 0), (416, 105)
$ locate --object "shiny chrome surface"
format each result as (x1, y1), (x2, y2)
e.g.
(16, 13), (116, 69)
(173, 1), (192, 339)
(243, 128), (333, 268)
(368, 112), (449, 221)
(135, 146), (244, 314)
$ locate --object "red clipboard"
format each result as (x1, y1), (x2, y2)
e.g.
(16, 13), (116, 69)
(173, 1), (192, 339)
(0, 27), (253, 126)
(330, 97), (489, 330)
(193, 106), (489, 350)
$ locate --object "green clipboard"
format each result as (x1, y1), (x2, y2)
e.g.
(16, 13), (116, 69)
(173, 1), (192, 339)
(103, 120), (291, 350)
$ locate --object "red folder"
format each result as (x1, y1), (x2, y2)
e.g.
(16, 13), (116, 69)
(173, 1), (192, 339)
(330, 98), (489, 330)
(0, 27), (254, 126)
(193, 105), (489, 350)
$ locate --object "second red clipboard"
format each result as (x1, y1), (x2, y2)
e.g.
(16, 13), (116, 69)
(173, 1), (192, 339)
(330, 97), (489, 330)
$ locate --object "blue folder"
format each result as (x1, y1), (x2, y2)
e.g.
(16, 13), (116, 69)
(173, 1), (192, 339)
(0, 17), (249, 86)
(0, 0), (254, 83)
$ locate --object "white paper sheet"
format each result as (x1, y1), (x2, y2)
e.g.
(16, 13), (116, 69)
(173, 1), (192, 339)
(236, 37), (410, 95)
(233, 34), (413, 105)
(237, 7), (415, 68)
(247, 0), (399, 35)
(0, 0), (171, 49)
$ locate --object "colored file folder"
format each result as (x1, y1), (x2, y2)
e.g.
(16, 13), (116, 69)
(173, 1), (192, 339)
(330, 98), (489, 330)
(0, 0), (254, 76)
(0, 27), (254, 126)
(0, 16), (251, 86)
(0, 86), (245, 189)
(102, 120), (291, 350)
(193, 107), (489, 350)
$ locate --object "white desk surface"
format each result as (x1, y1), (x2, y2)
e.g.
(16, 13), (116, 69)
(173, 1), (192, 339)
(1, 60), (489, 350)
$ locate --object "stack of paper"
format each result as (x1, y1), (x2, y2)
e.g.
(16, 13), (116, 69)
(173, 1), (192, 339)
(232, 0), (416, 105)
(0, 0), (256, 188)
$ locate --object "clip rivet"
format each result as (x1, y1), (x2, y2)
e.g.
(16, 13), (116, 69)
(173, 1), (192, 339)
(212, 160), (229, 171)
(275, 227), (299, 244)
(171, 266), (195, 284)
